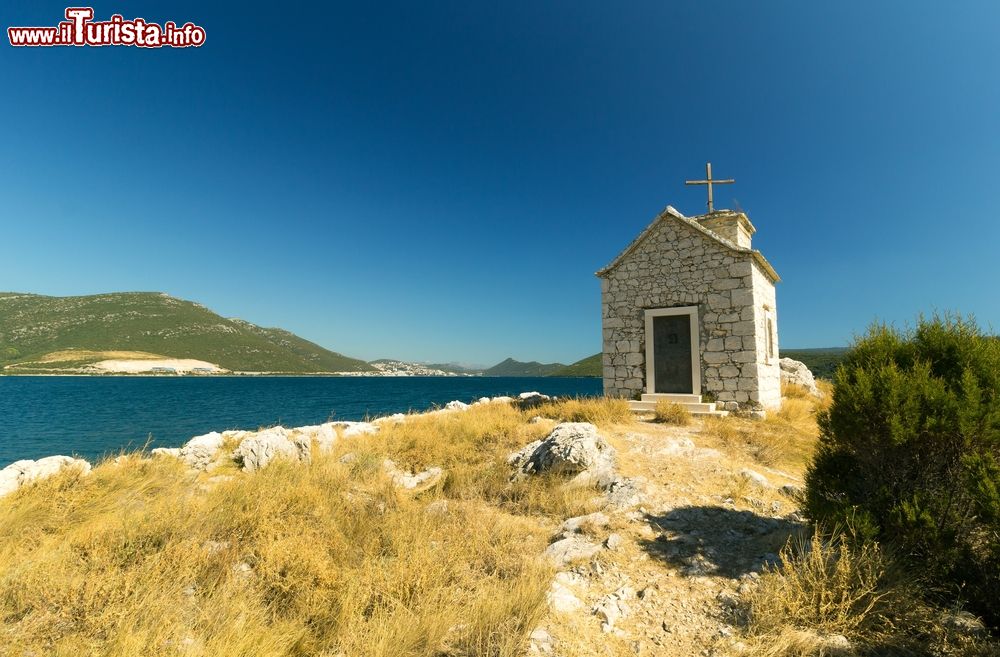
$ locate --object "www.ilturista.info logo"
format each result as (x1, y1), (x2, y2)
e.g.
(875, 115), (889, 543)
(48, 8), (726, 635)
(8, 8), (206, 48)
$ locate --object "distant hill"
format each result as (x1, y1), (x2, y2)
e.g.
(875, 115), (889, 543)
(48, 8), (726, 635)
(423, 362), (484, 375)
(779, 347), (848, 379)
(0, 292), (372, 374)
(549, 353), (601, 377)
(540, 349), (847, 379)
(484, 357), (565, 377)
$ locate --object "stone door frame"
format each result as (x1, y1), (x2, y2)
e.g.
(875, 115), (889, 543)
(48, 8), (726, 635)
(644, 306), (701, 395)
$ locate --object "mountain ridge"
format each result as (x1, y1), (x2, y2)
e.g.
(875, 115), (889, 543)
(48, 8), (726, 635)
(483, 357), (565, 377)
(549, 353), (602, 377)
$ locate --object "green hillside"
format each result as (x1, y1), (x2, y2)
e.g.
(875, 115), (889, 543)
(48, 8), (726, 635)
(424, 363), (484, 375)
(483, 357), (565, 377)
(549, 353), (602, 377)
(541, 349), (847, 379)
(0, 292), (372, 374)
(779, 347), (848, 379)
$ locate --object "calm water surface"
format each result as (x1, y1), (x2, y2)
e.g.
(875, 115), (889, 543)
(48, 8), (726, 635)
(0, 376), (602, 466)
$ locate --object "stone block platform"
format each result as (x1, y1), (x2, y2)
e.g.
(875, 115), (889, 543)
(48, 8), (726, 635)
(627, 393), (729, 417)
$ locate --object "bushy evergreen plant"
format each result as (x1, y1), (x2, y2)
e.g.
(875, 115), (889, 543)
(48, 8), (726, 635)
(805, 316), (1000, 628)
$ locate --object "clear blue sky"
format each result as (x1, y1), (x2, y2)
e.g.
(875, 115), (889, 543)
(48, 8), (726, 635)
(3, 2), (999, 365)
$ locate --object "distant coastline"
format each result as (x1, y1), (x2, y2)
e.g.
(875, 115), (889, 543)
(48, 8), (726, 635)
(0, 292), (604, 378)
(0, 371), (601, 378)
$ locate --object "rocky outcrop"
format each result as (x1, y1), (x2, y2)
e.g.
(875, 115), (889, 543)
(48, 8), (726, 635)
(592, 586), (634, 633)
(290, 424), (337, 454)
(159, 420), (379, 473)
(516, 391), (552, 409)
(604, 476), (644, 509)
(779, 358), (821, 397)
(548, 579), (584, 613)
(232, 427), (298, 472)
(561, 512), (611, 534)
(0, 455), (91, 498)
(179, 431), (224, 470)
(509, 422), (616, 486)
(329, 421), (378, 437)
(510, 422), (644, 510)
(544, 535), (603, 566)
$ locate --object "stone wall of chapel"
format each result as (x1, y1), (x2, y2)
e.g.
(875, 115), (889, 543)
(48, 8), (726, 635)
(600, 217), (778, 410)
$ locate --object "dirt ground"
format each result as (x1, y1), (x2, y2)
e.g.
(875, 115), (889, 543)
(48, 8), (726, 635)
(532, 417), (811, 657)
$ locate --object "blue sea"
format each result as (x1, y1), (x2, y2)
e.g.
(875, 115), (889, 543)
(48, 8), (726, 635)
(0, 376), (602, 467)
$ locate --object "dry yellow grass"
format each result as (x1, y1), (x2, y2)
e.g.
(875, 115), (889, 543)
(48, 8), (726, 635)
(531, 396), (632, 426)
(739, 530), (993, 657)
(8, 392), (988, 656)
(696, 387), (828, 473)
(653, 400), (692, 425)
(743, 533), (917, 640)
(0, 402), (608, 657)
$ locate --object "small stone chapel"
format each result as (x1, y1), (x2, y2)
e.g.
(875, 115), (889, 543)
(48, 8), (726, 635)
(597, 164), (781, 415)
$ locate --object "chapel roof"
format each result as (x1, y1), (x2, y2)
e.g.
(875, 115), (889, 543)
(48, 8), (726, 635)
(595, 205), (780, 283)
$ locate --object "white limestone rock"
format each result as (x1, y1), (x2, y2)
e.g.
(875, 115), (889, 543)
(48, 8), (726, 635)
(382, 459), (443, 491)
(330, 421), (379, 437)
(232, 427), (297, 472)
(444, 400), (470, 411)
(290, 423), (338, 454)
(517, 391), (552, 409)
(604, 476), (644, 509)
(179, 431), (225, 470)
(150, 447), (181, 458)
(547, 581), (583, 613)
(0, 455), (91, 498)
(740, 468), (771, 489)
(528, 627), (555, 654)
(779, 358), (821, 397)
(508, 422), (616, 485)
(592, 587), (634, 632)
(561, 511), (611, 533)
(544, 535), (603, 566)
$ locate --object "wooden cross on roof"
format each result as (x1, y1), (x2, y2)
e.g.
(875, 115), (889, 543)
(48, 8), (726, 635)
(685, 162), (734, 214)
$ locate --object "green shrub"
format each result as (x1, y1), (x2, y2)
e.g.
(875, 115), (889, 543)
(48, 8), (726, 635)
(804, 316), (1000, 629)
(654, 400), (691, 425)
